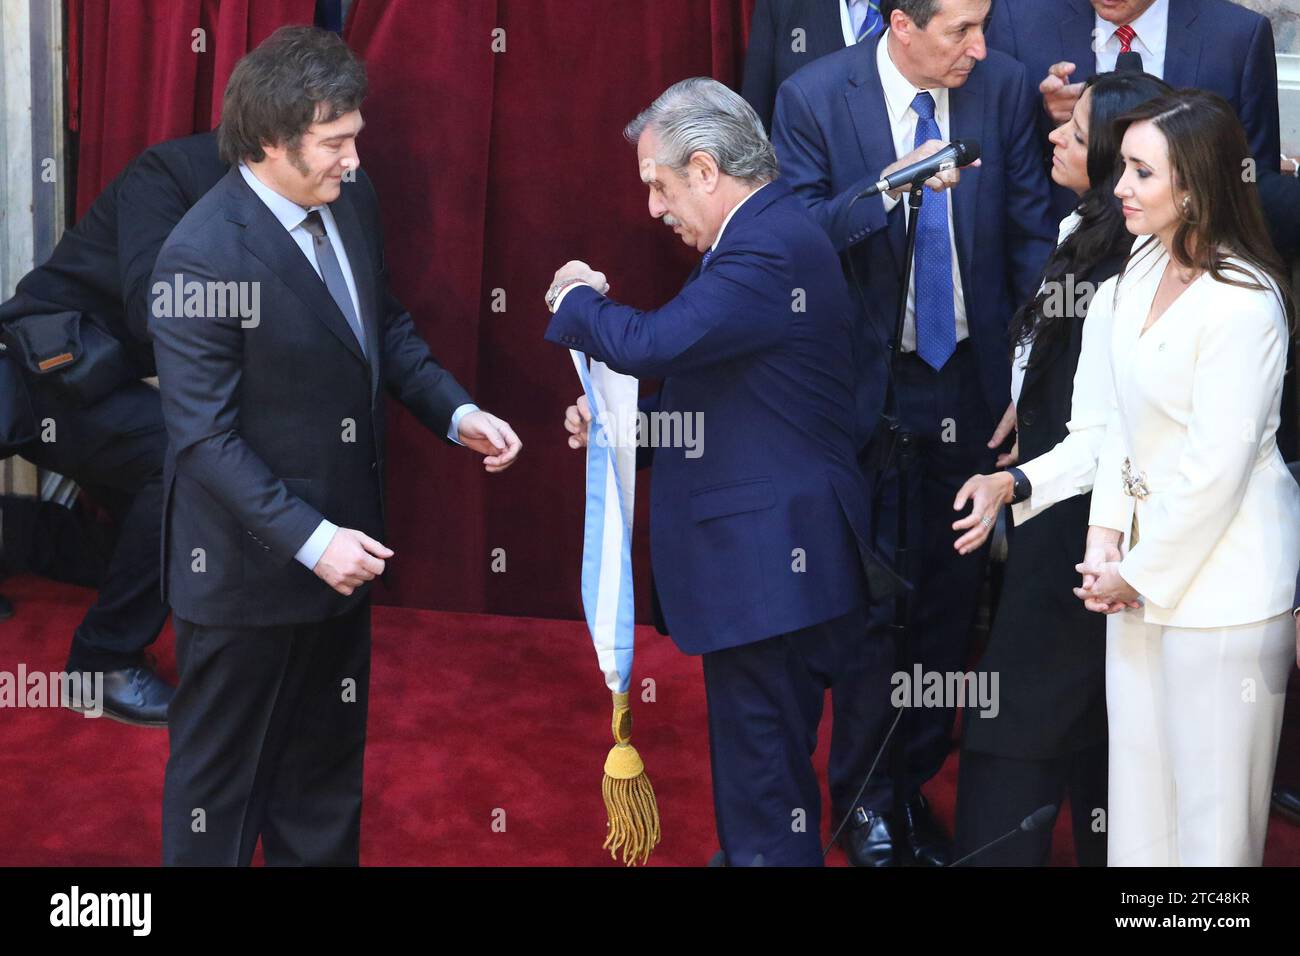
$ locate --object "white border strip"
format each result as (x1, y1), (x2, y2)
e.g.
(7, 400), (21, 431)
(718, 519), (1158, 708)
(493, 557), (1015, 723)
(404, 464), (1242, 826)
(1279, 54), (1300, 92)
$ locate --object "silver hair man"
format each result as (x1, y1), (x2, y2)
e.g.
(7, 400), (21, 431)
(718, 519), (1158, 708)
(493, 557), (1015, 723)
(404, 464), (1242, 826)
(624, 77), (779, 185)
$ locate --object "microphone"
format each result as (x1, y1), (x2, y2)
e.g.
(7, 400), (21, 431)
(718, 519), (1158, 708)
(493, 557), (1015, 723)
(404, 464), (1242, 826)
(854, 139), (981, 200)
(946, 804), (1058, 867)
(1115, 51), (1145, 73)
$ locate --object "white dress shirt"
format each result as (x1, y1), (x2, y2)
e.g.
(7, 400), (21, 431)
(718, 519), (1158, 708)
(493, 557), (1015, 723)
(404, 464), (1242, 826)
(876, 32), (969, 352)
(1093, 0), (1169, 78)
(711, 181), (768, 252)
(238, 164), (477, 570)
(840, 0), (876, 47)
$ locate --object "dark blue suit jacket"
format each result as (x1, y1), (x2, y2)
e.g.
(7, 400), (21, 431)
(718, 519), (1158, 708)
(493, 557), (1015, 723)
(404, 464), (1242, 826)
(741, 0), (850, 132)
(987, 0), (1281, 217)
(771, 34), (1056, 431)
(545, 180), (889, 655)
(150, 167), (472, 627)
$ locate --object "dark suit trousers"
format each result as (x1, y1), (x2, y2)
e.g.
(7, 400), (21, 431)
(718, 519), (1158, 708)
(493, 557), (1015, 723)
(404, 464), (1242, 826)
(17, 379), (168, 671)
(831, 342), (996, 812)
(954, 743), (1108, 867)
(702, 604), (870, 867)
(162, 600), (371, 866)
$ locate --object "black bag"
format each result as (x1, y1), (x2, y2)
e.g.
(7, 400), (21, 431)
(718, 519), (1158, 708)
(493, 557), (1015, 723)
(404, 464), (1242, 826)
(0, 349), (37, 456)
(0, 310), (136, 408)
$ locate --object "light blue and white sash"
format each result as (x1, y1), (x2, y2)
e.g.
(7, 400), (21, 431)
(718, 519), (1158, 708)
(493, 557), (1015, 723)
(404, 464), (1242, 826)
(571, 350), (638, 694)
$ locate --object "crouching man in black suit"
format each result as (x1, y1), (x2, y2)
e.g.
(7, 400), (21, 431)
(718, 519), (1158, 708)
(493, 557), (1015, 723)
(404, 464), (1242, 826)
(152, 27), (520, 866)
(0, 130), (228, 724)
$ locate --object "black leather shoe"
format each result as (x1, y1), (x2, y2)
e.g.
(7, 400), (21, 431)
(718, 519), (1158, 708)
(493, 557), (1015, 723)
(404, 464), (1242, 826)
(0, 594), (12, 621)
(1273, 786), (1300, 826)
(839, 807), (899, 867)
(901, 794), (952, 867)
(65, 666), (174, 727)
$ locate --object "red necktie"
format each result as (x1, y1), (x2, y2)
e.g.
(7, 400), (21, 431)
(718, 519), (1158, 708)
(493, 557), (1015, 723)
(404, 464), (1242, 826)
(1115, 24), (1136, 53)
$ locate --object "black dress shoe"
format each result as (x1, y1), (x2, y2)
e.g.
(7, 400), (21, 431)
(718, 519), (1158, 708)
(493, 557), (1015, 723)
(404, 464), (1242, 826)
(65, 666), (174, 727)
(1273, 786), (1300, 826)
(839, 807), (899, 867)
(0, 594), (12, 621)
(901, 794), (952, 867)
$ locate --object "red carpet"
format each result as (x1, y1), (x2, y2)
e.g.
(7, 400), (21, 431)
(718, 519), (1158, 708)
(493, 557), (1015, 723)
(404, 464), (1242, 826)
(1, 573), (1296, 866)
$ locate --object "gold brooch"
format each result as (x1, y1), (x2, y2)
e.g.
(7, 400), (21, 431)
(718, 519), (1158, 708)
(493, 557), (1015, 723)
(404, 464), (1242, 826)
(1121, 457), (1149, 499)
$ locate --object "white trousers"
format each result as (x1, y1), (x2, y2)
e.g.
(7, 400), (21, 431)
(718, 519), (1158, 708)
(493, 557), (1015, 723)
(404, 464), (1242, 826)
(1106, 609), (1293, 866)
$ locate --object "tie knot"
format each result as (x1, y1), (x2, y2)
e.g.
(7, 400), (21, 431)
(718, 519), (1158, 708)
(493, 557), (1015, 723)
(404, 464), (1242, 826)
(911, 92), (936, 121)
(1115, 24), (1136, 52)
(299, 209), (326, 239)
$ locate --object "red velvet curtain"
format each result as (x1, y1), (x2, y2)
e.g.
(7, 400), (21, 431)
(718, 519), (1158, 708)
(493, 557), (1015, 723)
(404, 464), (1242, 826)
(70, 0), (757, 621)
(68, 0), (316, 219)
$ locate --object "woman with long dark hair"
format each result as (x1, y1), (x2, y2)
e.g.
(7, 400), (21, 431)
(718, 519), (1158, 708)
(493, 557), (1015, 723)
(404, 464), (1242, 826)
(1072, 90), (1298, 866)
(949, 69), (1172, 866)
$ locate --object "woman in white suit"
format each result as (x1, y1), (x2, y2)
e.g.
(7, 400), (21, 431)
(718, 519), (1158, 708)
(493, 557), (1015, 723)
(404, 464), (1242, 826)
(1076, 90), (1300, 866)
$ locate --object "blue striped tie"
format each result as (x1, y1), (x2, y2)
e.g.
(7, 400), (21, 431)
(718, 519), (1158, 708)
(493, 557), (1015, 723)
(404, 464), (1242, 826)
(857, 2), (884, 41)
(910, 92), (956, 370)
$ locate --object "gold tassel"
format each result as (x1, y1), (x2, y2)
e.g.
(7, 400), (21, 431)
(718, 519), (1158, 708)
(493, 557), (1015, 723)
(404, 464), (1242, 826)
(601, 690), (661, 866)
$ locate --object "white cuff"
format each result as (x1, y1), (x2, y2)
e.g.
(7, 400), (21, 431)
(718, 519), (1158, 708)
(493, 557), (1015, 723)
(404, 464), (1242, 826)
(448, 403), (481, 445)
(294, 519), (339, 571)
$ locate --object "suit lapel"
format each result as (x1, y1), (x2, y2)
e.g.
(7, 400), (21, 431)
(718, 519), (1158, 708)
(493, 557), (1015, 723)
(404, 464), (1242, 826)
(329, 188), (381, 398)
(846, 37), (904, 277)
(1161, 0), (1203, 89)
(1059, 1), (1099, 79)
(226, 169), (368, 369)
(949, 79), (983, 296)
(808, 0), (848, 56)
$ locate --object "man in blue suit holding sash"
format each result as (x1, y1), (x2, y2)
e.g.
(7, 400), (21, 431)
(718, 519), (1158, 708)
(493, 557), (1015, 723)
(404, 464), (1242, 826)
(545, 77), (892, 866)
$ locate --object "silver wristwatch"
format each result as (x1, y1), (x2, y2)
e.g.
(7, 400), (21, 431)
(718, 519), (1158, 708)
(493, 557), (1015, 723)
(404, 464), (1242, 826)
(546, 278), (588, 313)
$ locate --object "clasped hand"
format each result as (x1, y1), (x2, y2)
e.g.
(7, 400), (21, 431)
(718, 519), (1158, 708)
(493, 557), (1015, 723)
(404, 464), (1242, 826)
(1073, 528), (1140, 614)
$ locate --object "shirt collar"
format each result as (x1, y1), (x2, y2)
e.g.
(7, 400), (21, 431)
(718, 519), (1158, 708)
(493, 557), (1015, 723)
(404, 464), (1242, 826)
(710, 181), (770, 252)
(877, 30), (947, 126)
(1096, 0), (1168, 55)
(239, 162), (318, 232)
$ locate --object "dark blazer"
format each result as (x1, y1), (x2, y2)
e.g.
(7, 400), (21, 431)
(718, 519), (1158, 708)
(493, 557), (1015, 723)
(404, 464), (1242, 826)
(545, 180), (886, 655)
(987, 0), (1281, 219)
(0, 131), (227, 376)
(963, 242), (1127, 759)
(149, 166), (472, 627)
(771, 34), (1056, 436)
(741, 0), (850, 132)
(1260, 171), (1300, 261)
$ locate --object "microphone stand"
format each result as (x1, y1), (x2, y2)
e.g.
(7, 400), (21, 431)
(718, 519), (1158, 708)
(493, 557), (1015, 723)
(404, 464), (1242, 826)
(834, 180), (927, 853)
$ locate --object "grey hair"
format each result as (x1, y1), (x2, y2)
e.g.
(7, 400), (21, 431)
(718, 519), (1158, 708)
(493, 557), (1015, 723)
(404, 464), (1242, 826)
(881, 0), (942, 29)
(623, 77), (779, 184)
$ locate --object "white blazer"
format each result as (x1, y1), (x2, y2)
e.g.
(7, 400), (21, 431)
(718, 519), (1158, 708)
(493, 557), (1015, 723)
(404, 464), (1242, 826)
(1012, 241), (1119, 526)
(1086, 242), (1300, 628)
